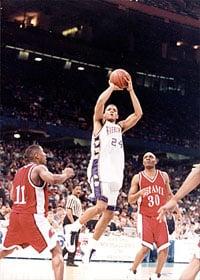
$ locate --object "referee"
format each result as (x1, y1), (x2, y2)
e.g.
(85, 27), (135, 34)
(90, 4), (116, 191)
(63, 183), (82, 266)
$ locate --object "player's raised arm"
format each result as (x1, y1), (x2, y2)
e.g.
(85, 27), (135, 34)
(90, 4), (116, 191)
(119, 77), (143, 133)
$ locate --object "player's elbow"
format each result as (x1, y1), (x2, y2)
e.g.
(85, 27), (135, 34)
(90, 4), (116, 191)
(136, 111), (143, 120)
(47, 176), (59, 185)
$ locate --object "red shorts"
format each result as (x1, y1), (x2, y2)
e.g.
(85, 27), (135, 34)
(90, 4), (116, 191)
(3, 212), (57, 253)
(137, 214), (170, 252)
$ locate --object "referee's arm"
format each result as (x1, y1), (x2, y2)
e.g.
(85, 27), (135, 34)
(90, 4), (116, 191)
(66, 208), (74, 223)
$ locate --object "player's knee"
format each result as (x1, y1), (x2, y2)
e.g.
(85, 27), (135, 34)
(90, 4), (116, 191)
(104, 211), (114, 222)
(94, 203), (107, 213)
(142, 246), (150, 255)
(161, 247), (168, 255)
(52, 244), (63, 263)
(52, 251), (64, 267)
(95, 200), (107, 214)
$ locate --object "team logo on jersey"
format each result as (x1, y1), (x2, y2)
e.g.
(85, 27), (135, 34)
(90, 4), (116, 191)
(143, 185), (164, 197)
(106, 126), (121, 135)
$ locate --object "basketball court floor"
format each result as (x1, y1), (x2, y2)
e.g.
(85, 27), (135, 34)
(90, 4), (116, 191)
(1, 258), (198, 280)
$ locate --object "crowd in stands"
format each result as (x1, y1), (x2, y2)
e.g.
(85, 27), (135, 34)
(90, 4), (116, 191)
(2, 62), (200, 149)
(0, 142), (199, 240)
(138, 0), (200, 19)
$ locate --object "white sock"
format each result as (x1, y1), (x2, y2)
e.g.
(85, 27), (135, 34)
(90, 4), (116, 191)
(72, 219), (82, 231)
(88, 238), (98, 250)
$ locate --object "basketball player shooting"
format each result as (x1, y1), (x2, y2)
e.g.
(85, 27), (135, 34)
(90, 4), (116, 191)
(64, 70), (143, 263)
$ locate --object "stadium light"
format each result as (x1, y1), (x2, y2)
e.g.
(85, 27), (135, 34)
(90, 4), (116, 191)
(62, 27), (78, 37)
(64, 60), (72, 70)
(34, 57), (42, 61)
(14, 133), (21, 139)
(176, 41), (183, 47)
(18, 50), (29, 60)
(193, 45), (199, 50)
(78, 66), (85, 71)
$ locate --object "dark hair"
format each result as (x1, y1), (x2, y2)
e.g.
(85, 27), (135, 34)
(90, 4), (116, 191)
(24, 144), (42, 161)
(72, 183), (81, 190)
(104, 104), (118, 113)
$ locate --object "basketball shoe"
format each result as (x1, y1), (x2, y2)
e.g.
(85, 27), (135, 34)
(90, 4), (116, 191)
(82, 247), (96, 264)
(82, 238), (98, 264)
(149, 273), (162, 279)
(63, 224), (77, 253)
(126, 269), (138, 280)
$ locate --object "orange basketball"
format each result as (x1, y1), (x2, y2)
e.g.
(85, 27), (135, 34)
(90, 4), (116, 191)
(109, 69), (130, 89)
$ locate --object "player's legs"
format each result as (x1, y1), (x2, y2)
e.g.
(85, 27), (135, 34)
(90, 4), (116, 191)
(179, 257), (200, 280)
(155, 247), (168, 275)
(81, 208), (114, 264)
(128, 215), (153, 278)
(80, 177), (109, 225)
(67, 178), (109, 231)
(154, 219), (170, 276)
(79, 199), (107, 225)
(64, 199), (107, 234)
(127, 245), (150, 280)
(92, 181), (121, 240)
(64, 199), (107, 253)
(51, 242), (64, 280)
(93, 209), (114, 240)
(82, 182), (120, 263)
(68, 181), (118, 230)
(132, 245), (150, 272)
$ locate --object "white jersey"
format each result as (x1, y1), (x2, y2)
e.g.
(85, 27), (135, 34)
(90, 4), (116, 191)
(87, 120), (124, 183)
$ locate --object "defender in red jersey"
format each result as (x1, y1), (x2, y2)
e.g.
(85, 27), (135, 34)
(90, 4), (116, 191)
(0, 145), (74, 280)
(158, 164), (200, 280)
(127, 152), (174, 280)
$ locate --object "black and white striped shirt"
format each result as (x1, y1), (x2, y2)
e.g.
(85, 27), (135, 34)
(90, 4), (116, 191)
(66, 194), (82, 218)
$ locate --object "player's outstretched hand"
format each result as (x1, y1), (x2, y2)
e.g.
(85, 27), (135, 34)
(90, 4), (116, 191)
(157, 198), (177, 222)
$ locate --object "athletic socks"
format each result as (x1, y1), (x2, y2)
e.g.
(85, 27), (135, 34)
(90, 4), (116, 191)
(71, 219), (82, 231)
(89, 238), (98, 250)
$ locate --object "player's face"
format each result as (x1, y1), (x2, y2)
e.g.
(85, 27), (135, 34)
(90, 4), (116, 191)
(143, 152), (157, 169)
(73, 186), (82, 197)
(103, 105), (118, 122)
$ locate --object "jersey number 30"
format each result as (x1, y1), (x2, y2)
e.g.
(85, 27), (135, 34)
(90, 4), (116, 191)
(14, 185), (26, 204)
(147, 194), (160, 207)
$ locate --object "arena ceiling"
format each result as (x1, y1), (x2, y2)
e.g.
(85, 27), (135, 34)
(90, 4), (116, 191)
(3, 0), (200, 33)
(2, 0), (125, 29)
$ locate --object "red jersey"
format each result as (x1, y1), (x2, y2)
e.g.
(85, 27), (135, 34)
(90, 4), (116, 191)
(12, 163), (49, 215)
(138, 169), (168, 217)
